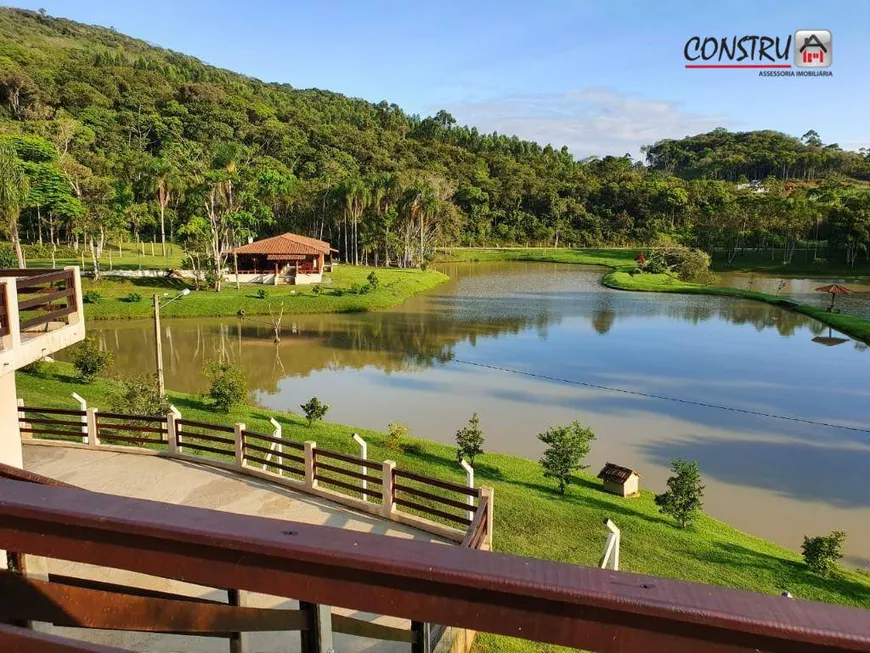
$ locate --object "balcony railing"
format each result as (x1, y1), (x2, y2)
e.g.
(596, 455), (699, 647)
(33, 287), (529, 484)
(0, 268), (84, 366)
(1, 464), (868, 653)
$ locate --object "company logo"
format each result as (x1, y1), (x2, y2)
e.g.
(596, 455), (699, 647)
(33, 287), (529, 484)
(683, 30), (832, 77)
(795, 30), (831, 67)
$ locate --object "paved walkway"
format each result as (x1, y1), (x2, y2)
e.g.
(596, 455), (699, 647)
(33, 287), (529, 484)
(23, 444), (446, 652)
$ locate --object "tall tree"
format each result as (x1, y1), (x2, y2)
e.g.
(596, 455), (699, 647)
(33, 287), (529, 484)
(0, 141), (30, 266)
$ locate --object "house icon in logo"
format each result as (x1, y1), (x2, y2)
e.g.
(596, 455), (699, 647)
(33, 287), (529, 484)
(794, 30), (832, 68)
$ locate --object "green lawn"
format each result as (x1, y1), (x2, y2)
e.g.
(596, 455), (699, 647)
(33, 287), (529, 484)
(17, 363), (870, 653)
(76, 266), (447, 320)
(26, 241), (185, 271)
(439, 248), (870, 345)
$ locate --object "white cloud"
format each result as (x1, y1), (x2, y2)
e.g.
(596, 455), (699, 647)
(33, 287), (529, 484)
(440, 88), (737, 160)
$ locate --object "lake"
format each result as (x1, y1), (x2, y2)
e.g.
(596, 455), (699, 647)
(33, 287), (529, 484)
(79, 262), (870, 567)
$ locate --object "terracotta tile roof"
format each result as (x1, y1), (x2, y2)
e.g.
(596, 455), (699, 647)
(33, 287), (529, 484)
(597, 463), (638, 484)
(233, 233), (334, 256)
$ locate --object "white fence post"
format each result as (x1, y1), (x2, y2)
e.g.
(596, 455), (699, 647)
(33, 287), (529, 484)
(481, 486), (494, 549)
(599, 519), (621, 571)
(351, 433), (367, 492)
(17, 398), (28, 438)
(169, 404), (182, 451)
(234, 422), (246, 469)
(304, 441), (317, 489)
(381, 460), (395, 518)
(264, 417), (282, 470)
(460, 459), (475, 523)
(86, 408), (99, 447)
(71, 392), (87, 444)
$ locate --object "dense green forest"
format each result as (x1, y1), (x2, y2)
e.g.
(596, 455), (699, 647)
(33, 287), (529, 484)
(1, 7), (869, 277)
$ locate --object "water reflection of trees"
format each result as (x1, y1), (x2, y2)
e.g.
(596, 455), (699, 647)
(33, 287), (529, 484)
(85, 281), (849, 397)
(86, 307), (551, 395)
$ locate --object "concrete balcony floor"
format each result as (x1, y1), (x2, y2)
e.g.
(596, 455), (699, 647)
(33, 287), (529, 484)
(23, 443), (447, 652)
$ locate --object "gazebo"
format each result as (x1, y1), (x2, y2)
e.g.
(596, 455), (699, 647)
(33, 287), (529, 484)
(232, 233), (336, 285)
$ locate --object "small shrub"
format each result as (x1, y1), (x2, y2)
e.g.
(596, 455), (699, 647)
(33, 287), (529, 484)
(351, 282), (371, 295)
(0, 245), (16, 268)
(311, 284), (322, 296)
(655, 459), (705, 528)
(802, 531), (846, 576)
(83, 290), (103, 304)
(72, 337), (113, 382)
(366, 271), (380, 290)
(537, 421), (596, 494)
(385, 422), (410, 452)
(455, 412), (485, 465)
(300, 397), (329, 426)
(124, 292), (142, 303)
(256, 287), (268, 299)
(111, 374), (171, 417)
(203, 359), (247, 412)
(204, 271), (224, 290)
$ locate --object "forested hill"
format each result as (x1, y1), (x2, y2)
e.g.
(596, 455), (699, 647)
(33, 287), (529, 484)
(643, 129), (870, 182)
(1, 7), (869, 266)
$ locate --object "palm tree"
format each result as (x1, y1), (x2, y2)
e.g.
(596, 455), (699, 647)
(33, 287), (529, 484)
(337, 177), (369, 265)
(0, 142), (29, 267)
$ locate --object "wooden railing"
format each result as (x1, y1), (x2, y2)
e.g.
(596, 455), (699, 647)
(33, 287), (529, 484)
(19, 404), (491, 545)
(13, 268), (78, 332)
(0, 463), (433, 653)
(1, 475), (868, 653)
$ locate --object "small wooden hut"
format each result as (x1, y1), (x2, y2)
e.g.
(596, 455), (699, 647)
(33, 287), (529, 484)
(597, 463), (640, 498)
(232, 233), (335, 285)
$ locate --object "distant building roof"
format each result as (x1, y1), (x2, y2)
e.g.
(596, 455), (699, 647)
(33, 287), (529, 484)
(233, 233), (335, 257)
(597, 463), (639, 484)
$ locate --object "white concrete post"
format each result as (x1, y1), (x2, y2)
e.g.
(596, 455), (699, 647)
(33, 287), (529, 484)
(86, 408), (99, 447)
(169, 404), (182, 450)
(234, 422), (246, 469)
(67, 266), (84, 328)
(304, 440), (317, 489)
(16, 398), (27, 438)
(351, 432), (367, 493)
(599, 519), (621, 571)
(0, 280), (19, 354)
(71, 392), (87, 444)
(166, 409), (177, 454)
(265, 417), (282, 470)
(381, 460), (396, 517)
(481, 486), (494, 549)
(460, 459), (475, 523)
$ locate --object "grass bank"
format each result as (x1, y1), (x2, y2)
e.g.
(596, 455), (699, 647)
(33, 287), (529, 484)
(440, 248), (870, 345)
(78, 266), (447, 320)
(17, 363), (870, 652)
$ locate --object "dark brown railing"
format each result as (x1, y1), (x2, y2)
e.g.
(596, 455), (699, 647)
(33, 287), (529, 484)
(313, 448), (383, 500)
(2, 477), (869, 653)
(393, 467), (480, 527)
(19, 406), (86, 442)
(21, 404), (488, 542)
(13, 268), (78, 332)
(241, 428), (305, 477)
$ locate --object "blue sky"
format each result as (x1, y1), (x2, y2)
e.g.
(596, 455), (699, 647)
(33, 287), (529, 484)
(7, 0), (869, 158)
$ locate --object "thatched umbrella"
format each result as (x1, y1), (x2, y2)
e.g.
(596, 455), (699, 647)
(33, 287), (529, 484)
(815, 284), (853, 311)
(812, 326), (848, 347)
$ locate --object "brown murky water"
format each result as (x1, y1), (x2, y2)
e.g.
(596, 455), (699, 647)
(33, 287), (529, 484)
(78, 263), (870, 566)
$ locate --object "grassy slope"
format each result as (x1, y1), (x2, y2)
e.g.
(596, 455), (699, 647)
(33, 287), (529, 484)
(17, 364), (870, 653)
(77, 266), (447, 319)
(441, 248), (870, 345)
